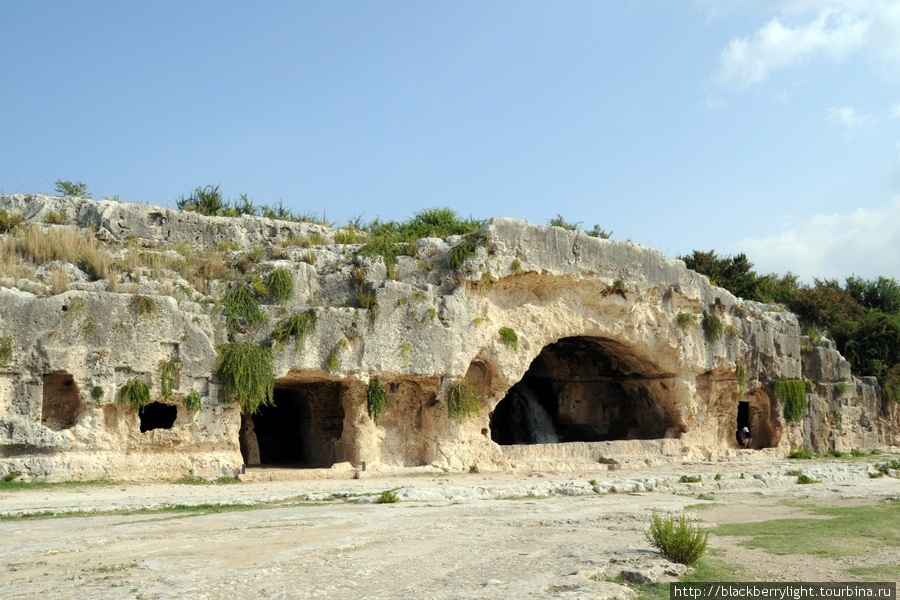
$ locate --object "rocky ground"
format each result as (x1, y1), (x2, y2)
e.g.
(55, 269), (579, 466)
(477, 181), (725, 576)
(0, 457), (897, 600)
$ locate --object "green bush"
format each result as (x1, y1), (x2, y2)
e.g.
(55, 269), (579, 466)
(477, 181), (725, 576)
(366, 380), (387, 425)
(215, 342), (274, 414)
(271, 312), (317, 355)
(611, 277), (627, 292)
(55, 179), (91, 198)
(218, 283), (267, 334)
(702, 313), (723, 342)
(498, 327), (519, 352)
(177, 184), (226, 215)
(157, 358), (182, 402)
(377, 490), (399, 504)
(185, 390), (202, 412)
(826, 447), (844, 457)
(448, 233), (489, 270)
(679, 475), (702, 483)
(266, 268), (294, 304)
(772, 380), (810, 424)
(511, 260), (523, 275)
(788, 446), (815, 459)
(645, 510), (708, 565)
(45, 209), (66, 225)
(91, 386), (104, 402)
(676, 312), (697, 331)
(797, 473), (821, 484)
(447, 377), (480, 420)
(0, 209), (25, 233)
(833, 381), (851, 396)
(117, 378), (151, 410)
(735, 363), (746, 396)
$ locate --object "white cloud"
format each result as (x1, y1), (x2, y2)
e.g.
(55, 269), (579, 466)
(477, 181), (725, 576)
(736, 198), (900, 281)
(827, 105), (873, 134)
(715, 1), (900, 88)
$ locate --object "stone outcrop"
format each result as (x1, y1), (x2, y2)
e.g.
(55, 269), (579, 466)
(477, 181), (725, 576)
(0, 194), (897, 481)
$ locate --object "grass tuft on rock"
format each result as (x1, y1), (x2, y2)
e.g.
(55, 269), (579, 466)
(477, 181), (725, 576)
(366, 380), (388, 425)
(215, 341), (274, 414)
(271, 312), (316, 355)
(117, 378), (151, 410)
(447, 377), (480, 420)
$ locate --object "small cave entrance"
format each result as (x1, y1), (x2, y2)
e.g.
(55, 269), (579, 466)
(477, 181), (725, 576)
(241, 380), (344, 468)
(737, 389), (779, 449)
(140, 402), (177, 433)
(41, 373), (82, 431)
(490, 336), (680, 445)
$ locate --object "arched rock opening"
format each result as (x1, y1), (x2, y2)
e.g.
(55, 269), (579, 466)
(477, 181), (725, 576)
(41, 373), (81, 431)
(490, 336), (681, 445)
(738, 388), (780, 449)
(140, 402), (177, 433)
(241, 380), (345, 467)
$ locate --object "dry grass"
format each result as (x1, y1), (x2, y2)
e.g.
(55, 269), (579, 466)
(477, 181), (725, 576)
(51, 266), (70, 295)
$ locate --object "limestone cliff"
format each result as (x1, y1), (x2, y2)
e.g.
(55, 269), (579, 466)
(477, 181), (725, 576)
(0, 194), (896, 481)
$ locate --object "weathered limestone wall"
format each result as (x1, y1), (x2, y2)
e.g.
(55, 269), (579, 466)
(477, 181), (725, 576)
(0, 194), (897, 481)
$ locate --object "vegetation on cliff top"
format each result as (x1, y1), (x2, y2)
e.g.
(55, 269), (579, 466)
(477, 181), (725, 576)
(681, 250), (900, 400)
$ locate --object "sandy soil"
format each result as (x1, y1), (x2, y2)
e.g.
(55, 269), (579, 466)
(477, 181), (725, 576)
(0, 458), (897, 600)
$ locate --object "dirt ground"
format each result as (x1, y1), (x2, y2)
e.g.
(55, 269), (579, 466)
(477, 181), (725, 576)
(0, 458), (897, 600)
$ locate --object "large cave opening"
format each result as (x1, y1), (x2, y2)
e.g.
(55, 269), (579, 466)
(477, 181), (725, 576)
(242, 381), (345, 467)
(41, 372), (82, 431)
(490, 336), (680, 445)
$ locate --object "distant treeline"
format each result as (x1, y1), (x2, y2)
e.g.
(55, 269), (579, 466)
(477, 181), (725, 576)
(680, 250), (900, 402)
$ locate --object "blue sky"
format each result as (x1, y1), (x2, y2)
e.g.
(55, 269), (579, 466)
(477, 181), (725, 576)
(3, 1), (900, 282)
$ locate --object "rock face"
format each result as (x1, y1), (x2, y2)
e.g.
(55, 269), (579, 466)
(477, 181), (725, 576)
(0, 194), (897, 481)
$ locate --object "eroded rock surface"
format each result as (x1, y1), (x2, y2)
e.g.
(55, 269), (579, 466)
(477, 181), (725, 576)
(0, 194), (897, 481)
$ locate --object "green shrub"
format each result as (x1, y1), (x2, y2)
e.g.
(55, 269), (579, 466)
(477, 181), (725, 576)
(788, 446), (815, 459)
(702, 313), (723, 342)
(157, 358), (182, 402)
(117, 378), (151, 410)
(45, 210), (66, 225)
(0, 336), (12, 367)
(645, 510), (708, 565)
(826, 447), (844, 457)
(714, 473), (722, 481)
(498, 327), (519, 352)
(271, 312), (317, 354)
(215, 476), (240, 485)
(834, 381), (850, 396)
(215, 341), (274, 414)
(218, 283), (267, 334)
(447, 377), (480, 420)
(510, 260), (523, 275)
(4, 470), (21, 483)
(611, 277), (627, 292)
(266, 268), (294, 304)
(448, 233), (489, 270)
(327, 352), (340, 374)
(735, 363), (746, 396)
(366, 380), (387, 425)
(548, 214), (581, 230)
(357, 287), (378, 309)
(679, 475), (702, 483)
(185, 390), (202, 412)
(676, 312), (697, 331)
(356, 239), (407, 266)
(468, 465), (480, 474)
(797, 473), (821, 484)
(55, 179), (91, 198)
(177, 184), (225, 215)
(0, 209), (25, 233)
(377, 490), (399, 504)
(772, 380), (810, 424)
(697, 493), (715, 501)
(785, 469), (803, 476)
(90, 386), (104, 402)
